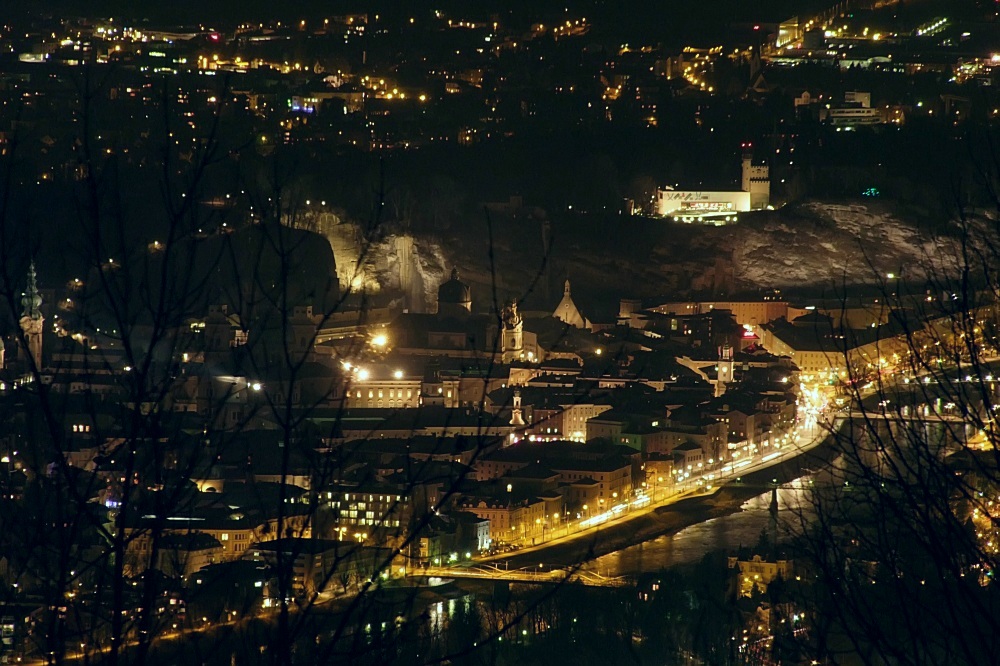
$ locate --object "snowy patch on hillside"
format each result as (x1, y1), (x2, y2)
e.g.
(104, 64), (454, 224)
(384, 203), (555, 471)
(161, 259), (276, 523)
(729, 201), (981, 289)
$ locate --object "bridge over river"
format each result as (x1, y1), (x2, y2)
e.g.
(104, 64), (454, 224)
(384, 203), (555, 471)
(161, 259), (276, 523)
(412, 564), (630, 588)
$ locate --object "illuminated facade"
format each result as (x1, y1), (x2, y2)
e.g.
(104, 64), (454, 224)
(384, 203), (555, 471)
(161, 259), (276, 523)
(656, 145), (769, 221)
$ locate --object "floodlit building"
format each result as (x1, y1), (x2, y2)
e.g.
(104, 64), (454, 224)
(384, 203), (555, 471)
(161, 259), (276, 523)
(552, 279), (591, 330)
(656, 144), (769, 222)
(729, 554), (794, 597)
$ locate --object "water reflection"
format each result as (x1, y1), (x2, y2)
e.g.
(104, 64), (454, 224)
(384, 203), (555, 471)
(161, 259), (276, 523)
(427, 594), (473, 639)
(587, 474), (818, 577)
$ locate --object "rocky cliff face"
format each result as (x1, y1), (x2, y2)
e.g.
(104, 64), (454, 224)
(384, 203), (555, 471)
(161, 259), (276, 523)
(291, 200), (987, 311)
(369, 233), (451, 312)
(728, 201), (969, 289)
(291, 209), (450, 311)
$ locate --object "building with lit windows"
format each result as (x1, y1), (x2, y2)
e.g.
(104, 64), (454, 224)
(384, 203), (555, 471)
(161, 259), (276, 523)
(321, 485), (412, 533)
(758, 311), (913, 392)
(458, 493), (549, 546)
(655, 145), (769, 222)
(728, 554), (794, 597)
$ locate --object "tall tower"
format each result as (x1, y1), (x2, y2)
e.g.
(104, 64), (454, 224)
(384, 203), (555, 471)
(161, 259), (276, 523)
(510, 390), (526, 427)
(716, 343), (734, 398)
(500, 300), (524, 363)
(553, 279), (590, 330)
(20, 262), (44, 370)
(741, 143), (770, 210)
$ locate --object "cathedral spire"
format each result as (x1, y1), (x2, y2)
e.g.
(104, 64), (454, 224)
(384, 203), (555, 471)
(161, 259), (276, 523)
(553, 278), (590, 330)
(22, 261), (42, 321)
(20, 262), (44, 370)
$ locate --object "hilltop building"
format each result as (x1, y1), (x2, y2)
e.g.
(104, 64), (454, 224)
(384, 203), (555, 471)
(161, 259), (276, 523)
(655, 144), (770, 223)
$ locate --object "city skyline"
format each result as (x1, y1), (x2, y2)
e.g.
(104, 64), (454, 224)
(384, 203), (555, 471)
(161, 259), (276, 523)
(0, 0), (998, 664)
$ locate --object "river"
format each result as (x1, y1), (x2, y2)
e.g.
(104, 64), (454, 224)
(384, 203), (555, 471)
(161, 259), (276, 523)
(583, 473), (819, 577)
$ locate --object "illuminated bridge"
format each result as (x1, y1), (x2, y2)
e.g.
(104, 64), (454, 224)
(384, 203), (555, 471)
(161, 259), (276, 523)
(413, 565), (631, 588)
(845, 411), (969, 423)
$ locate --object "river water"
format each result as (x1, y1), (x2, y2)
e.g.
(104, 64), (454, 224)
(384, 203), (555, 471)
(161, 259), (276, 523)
(584, 473), (819, 577)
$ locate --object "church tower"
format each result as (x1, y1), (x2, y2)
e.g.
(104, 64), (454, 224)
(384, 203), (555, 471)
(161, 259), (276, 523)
(510, 390), (526, 427)
(20, 262), (44, 370)
(500, 300), (524, 363)
(421, 359), (445, 407)
(553, 279), (590, 330)
(716, 343), (734, 398)
(741, 143), (770, 210)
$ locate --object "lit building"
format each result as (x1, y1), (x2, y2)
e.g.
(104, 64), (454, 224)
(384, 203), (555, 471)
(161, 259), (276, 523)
(647, 298), (789, 328)
(655, 144), (769, 222)
(728, 554), (794, 597)
(821, 91), (881, 128)
(552, 280), (591, 330)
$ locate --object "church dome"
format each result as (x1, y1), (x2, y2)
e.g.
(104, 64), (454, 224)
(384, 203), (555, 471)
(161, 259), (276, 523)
(437, 268), (472, 314)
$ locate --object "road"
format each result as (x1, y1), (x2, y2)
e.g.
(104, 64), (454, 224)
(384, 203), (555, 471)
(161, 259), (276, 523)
(474, 415), (833, 568)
